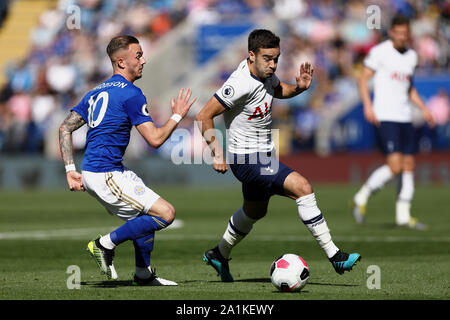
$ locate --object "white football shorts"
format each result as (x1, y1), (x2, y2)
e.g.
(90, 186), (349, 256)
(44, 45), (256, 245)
(82, 169), (160, 221)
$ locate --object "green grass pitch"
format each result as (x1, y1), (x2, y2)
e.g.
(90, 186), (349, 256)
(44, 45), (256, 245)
(0, 184), (448, 300)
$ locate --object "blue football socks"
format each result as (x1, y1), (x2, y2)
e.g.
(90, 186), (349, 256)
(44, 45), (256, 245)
(133, 232), (155, 267)
(110, 215), (170, 246)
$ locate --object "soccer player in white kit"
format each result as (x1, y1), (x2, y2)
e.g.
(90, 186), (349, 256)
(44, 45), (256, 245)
(58, 35), (196, 285)
(197, 29), (361, 282)
(353, 16), (435, 229)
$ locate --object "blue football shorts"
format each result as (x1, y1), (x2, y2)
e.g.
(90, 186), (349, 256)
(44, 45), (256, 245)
(228, 151), (294, 201)
(377, 121), (416, 155)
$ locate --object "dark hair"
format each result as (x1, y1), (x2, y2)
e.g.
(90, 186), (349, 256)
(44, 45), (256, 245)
(106, 35), (139, 61)
(248, 29), (280, 54)
(390, 14), (410, 29)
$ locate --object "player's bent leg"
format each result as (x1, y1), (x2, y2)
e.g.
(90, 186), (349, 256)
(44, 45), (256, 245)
(86, 234), (117, 279)
(83, 170), (177, 280)
(243, 199), (269, 219)
(204, 200), (268, 282)
(352, 163), (394, 224)
(220, 200), (267, 256)
(91, 198), (174, 281)
(132, 235), (177, 287)
(402, 155), (415, 172)
(396, 156), (426, 230)
(132, 233), (155, 280)
(282, 171), (313, 200)
(386, 153), (403, 176)
(352, 154), (400, 224)
(283, 171), (361, 274)
(146, 197), (176, 225)
(131, 198), (178, 285)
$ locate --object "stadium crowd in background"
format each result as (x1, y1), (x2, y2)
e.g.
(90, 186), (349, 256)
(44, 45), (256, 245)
(0, 0), (448, 157)
(271, 0), (449, 152)
(0, 0), (10, 28)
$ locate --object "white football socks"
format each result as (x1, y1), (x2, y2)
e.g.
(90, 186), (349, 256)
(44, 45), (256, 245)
(99, 234), (116, 250)
(218, 207), (257, 259)
(396, 171), (414, 225)
(354, 164), (394, 206)
(296, 193), (339, 259)
(398, 171), (414, 202)
(218, 195), (339, 260)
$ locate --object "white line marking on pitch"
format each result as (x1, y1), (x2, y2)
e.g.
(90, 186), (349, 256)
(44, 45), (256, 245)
(0, 220), (184, 240)
(0, 221), (449, 242)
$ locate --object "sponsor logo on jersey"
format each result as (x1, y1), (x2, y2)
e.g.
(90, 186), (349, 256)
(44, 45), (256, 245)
(248, 102), (272, 120)
(390, 72), (411, 82)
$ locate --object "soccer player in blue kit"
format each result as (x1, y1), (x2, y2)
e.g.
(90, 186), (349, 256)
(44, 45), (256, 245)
(59, 35), (196, 285)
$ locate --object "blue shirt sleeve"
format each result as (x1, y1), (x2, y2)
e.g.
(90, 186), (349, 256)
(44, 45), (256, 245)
(124, 93), (153, 126)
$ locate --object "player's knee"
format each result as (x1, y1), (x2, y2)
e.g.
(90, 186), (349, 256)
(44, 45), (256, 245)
(164, 204), (176, 224)
(387, 155), (403, 175)
(243, 203), (268, 220)
(294, 177), (313, 198)
(251, 209), (267, 219)
(388, 163), (402, 175)
(402, 158), (415, 171)
(152, 203), (176, 224)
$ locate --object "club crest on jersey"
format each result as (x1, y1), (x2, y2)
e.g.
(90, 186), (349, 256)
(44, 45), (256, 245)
(222, 85), (234, 99)
(141, 104), (149, 116)
(134, 185), (145, 196)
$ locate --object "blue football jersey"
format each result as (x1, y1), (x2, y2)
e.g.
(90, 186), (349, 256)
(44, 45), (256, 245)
(72, 74), (153, 172)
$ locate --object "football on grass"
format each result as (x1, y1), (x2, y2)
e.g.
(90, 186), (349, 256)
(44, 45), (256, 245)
(270, 253), (309, 292)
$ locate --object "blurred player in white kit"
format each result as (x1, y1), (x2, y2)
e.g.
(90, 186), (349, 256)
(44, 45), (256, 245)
(353, 15), (435, 229)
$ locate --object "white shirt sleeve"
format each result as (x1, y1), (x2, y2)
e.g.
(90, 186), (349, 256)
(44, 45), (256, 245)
(214, 75), (250, 109)
(363, 46), (381, 71)
(412, 50), (418, 68)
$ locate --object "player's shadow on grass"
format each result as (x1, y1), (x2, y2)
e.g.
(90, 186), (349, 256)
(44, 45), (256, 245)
(81, 280), (134, 288)
(235, 278), (271, 283)
(308, 282), (359, 287)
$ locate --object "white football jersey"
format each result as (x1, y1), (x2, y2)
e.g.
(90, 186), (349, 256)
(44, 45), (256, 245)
(364, 40), (418, 123)
(214, 59), (280, 154)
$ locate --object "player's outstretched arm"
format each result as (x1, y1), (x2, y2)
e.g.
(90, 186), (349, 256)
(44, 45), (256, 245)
(196, 96), (228, 174)
(358, 66), (379, 126)
(274, 62), (314, 99)
(59, 111), (86, 191)
(136, 88), (196, 149)
(409, 86), (435, 127)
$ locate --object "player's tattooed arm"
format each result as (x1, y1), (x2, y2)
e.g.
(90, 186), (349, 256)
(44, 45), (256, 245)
(59, 111), (86, 165)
